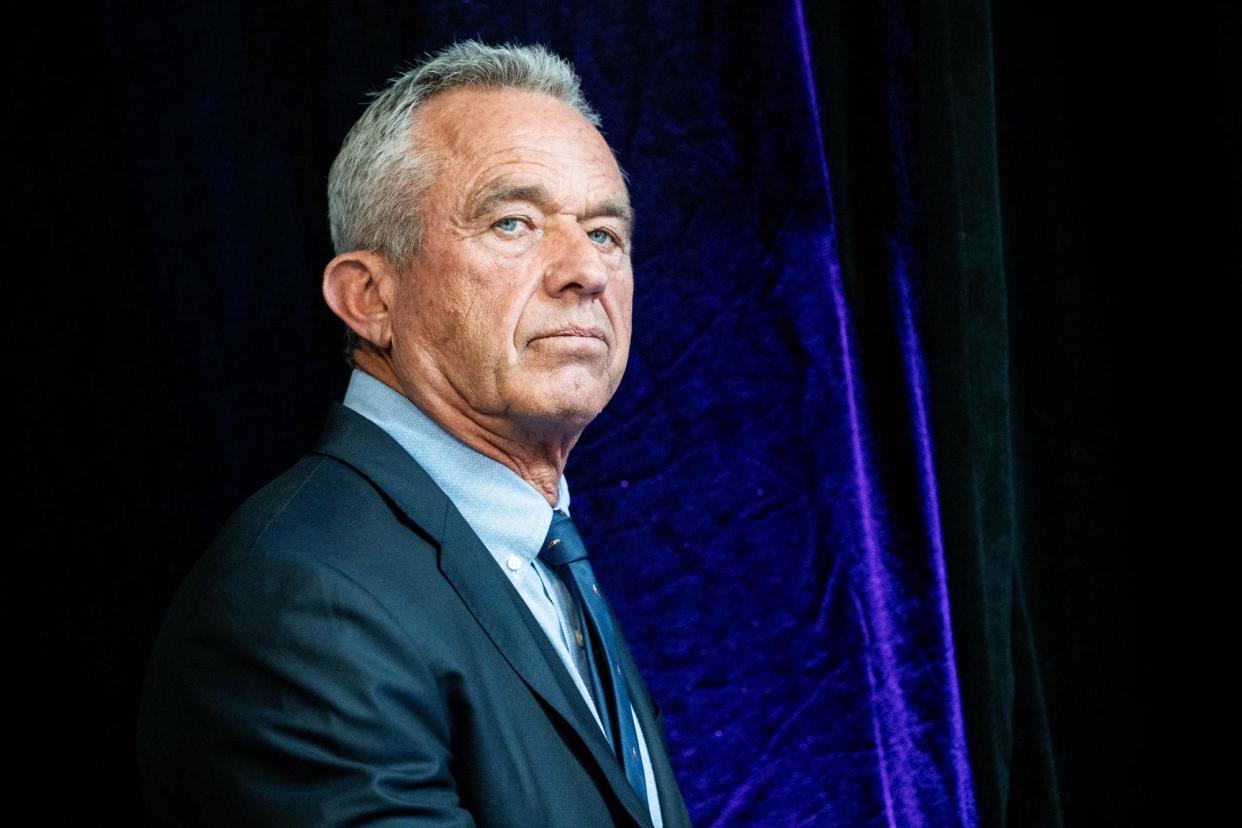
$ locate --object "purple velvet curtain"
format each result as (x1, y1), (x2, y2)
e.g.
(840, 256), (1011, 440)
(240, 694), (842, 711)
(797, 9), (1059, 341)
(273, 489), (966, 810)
(570, 2), (977, 823)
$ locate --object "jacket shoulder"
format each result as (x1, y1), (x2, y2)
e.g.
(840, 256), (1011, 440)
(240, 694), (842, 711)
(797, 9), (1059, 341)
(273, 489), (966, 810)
(165, 451), (442, 638)
(137, 454), (473, 827)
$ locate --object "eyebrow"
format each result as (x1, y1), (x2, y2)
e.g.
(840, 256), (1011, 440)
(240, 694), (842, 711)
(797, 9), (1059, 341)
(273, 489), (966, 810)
(470, 182), (635, 235)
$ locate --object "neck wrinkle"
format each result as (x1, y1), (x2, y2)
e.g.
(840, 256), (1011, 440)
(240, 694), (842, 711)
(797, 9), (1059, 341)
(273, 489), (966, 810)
(353, 351), (574, 506)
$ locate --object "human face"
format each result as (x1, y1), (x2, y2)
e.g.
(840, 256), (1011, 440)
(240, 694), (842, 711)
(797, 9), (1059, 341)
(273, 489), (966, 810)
(388, 87), (633, 442)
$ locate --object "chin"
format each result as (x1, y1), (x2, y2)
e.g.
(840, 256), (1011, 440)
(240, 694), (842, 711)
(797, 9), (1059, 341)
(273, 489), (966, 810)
(508, 367), (619, 427)
(508, 385), (612, 438)
(518, 400), (603, 435)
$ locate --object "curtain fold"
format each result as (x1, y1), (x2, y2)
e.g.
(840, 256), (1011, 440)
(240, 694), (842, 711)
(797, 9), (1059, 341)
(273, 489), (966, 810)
(803, 1), (1062, 824)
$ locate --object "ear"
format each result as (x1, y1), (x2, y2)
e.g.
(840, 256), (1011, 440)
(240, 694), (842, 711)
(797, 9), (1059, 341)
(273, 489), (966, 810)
(322, 250), (399, 350)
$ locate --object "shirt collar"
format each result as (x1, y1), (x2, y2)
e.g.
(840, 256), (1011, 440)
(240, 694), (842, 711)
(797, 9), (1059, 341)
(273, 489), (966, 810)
(342, 369), (570, 564)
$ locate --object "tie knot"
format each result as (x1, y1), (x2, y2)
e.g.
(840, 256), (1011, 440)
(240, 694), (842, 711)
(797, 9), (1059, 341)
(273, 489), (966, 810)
(540, 511), (590, 566)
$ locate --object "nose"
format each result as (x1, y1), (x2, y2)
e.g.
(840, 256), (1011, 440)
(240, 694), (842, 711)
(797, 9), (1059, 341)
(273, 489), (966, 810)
(542, 221), (610, 299)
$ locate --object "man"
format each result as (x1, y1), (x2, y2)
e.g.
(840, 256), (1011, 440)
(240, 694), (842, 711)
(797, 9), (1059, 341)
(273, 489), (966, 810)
(138, 42), (690, 828)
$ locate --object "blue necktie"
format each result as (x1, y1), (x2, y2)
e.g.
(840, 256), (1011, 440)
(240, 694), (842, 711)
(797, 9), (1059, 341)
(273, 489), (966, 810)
(540, 511), (650, 809)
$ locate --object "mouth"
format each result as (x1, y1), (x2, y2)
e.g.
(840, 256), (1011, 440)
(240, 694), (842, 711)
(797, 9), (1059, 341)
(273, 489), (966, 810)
(532, 326), (608, 344)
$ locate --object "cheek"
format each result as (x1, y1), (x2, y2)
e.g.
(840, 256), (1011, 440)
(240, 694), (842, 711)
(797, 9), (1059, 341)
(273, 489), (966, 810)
(458, 251), (538, 358)
(400, 282), (461, 348)
(611, 269), (635, 339)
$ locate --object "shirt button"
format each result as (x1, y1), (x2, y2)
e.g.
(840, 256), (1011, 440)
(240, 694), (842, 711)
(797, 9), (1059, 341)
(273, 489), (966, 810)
(506, 554), (523, 571)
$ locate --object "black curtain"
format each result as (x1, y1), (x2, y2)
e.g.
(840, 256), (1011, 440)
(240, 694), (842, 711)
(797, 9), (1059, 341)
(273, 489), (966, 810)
(809, 2), (1234, 825)
(808, 2), (1229, 824)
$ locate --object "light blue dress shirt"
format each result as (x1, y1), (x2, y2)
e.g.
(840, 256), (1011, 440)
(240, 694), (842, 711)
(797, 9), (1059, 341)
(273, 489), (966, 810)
(343, 370), (661, 826)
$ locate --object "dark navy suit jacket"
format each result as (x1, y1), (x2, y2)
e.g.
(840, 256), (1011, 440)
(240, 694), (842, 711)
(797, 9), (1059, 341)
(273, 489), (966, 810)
(138, 403), (691, 827)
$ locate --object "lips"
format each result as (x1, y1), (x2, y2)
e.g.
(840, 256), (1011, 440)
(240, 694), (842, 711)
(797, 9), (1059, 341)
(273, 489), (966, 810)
(532, 325), (607, 343)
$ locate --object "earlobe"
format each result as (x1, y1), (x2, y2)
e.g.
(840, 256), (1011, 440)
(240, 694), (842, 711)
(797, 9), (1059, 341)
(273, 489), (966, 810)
(322, 251), (395, 350)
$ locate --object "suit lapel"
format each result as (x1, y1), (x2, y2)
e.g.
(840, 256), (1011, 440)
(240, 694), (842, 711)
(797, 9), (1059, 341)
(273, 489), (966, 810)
(312, 403), (451, 544)
(439, 508), (654, 827)
(313, 403), (655, 828)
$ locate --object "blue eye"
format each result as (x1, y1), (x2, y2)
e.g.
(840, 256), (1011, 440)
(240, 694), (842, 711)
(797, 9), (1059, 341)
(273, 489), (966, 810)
(587, 228), (616, 245)
(494, 217), (523, 233)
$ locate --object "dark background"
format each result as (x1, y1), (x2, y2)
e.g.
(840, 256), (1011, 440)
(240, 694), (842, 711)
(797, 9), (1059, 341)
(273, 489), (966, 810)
(10, 1), (1234, 824)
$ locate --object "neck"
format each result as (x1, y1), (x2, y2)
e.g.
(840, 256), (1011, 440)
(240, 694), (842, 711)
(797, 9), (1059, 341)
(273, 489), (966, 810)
(354, 350), (576, 507)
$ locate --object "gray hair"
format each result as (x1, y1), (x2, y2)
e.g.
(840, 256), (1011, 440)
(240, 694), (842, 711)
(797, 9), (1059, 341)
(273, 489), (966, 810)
(330, 42), (601, 265)
(327, 41), (602, 364)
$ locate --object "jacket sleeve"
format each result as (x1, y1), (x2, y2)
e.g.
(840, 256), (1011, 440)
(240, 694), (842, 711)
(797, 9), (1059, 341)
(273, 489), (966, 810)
(139, 549), (477, 828)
